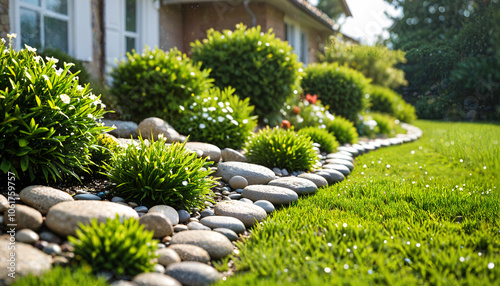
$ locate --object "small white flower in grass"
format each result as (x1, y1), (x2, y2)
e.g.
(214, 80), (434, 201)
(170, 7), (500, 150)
(386, 164), (391, 168)
(460, 159), (463, 162)
(460, 257), (465, 262)
(59, 94), (70, 104)
(411, 150), (415, 154)
(242, 119), (248, 124)
(324, 267), (331, 273)
(179, 106), (185, 111)
(202, 113), (208, 118)
(218, 102), (225, 108)
(217, 116), (224, 122)
(199, 123), (206, 129)
(368, 269), (373, 274)
(226, 114), (233, 120)
(222, 108), (228, 113)
(343, 264), (349, 270)
(484, 166), (487, 169)
(182, 181), (188, 186)
(208, 107), (216, 112)
(416, 243), (421, 247)
(231, 120), (239, 126)
(343, 223), (347, 227)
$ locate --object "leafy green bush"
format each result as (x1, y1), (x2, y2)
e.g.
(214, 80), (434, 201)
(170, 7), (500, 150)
(368, 85), (416, 123)
(37, 49), (92, 85)
(68, 216), (157, 277)
(104, 136), (216, 209)
(191, 24), (302, 124)
(370, 112), (397, 137)
(110, 47), (213, 122)
(325, 116), (358, 145)
(12, 266), (108, 286)
(302, 63), (370, 122)
(283, 94), (334, 130)
(175, 87), (257, 149)
(298, 127), (339, 153)
(0, 36), (110, 182)
(319, 38), (408, 89)
(244, 127), (318, 171)
(89, 134), (122, 175)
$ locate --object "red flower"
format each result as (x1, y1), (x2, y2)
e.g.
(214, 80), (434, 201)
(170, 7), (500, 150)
(306, 94), (317, 105)
(293, 106), (300, 114)
(281, 120), (291, 129)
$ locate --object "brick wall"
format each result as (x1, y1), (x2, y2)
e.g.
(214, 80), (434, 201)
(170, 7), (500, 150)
(0, 0), (9, 42)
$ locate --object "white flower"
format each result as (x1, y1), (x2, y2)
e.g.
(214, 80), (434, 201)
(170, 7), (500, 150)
(227, 107), (234, 113)
(231, 120), (239, 126)
(55, 68), (63, 76)
(297, 115), (304, 123)
(179, 106), (185, 111)
(226, 114), (233, 120)
(190, 72), (195, 76)
(208, 107), (216, 112)
(222, 108), (228, 113)
(218, 116), (224, 122)
(199, 123), (206, 129)
(87, 114), (94, 119)
(218, 102), (225, 108)
(46, 56), (59, 63)
(25, 45), (37, 52)
(59, 94), (70, 104)
(42, 74), (50, 81)
(7, 33), (17, 39)
(33, 56), (42, 63)
(242, 119), (248, 124)
(202, 112), (208, 118)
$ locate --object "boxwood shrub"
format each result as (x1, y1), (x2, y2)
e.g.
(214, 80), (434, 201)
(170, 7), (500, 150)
(326, 116), (359, 145)
(191, 24), (302, 124)
(369, 85), (416, 123)
(0, 36), (110, 183)
(110, 47), (213, 122)
(175, 87), (257, 149)
(302, 63), (370, 122)
(298, 127), (339, 153)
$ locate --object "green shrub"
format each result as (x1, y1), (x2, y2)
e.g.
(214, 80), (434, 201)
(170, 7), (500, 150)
(283, 94), (334, 130)
(89, 134), (122, 175)
(191, 24), (302, 124)
(175, 87), (257, 149)
(368, 85), (416, 123)
(244, 127), (318, 171)
(68, 215), (157, 277)
(12, 266), (108, 286)
(325, 116), (358, 145)
(414, 94), (460, 120)
(37, 49), (92, 85)
(0, 36), (110, 183)
(302, 63), (370, 122)
(104, 136), (216, 209)
(319, 38), (408, 89)
(298, 127), (339, 153)
(110, 47), (213, 122)
(370, 112), (397, 137)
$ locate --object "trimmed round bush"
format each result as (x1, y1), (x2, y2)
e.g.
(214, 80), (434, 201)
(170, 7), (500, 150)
(326, 116), (359, 145)
(191, 24), (302, 124)
(104, 136), (216, 209)
(298, 127), (339, 153)
(175, 87), (257, 149)
(368, 85), (416, 123)
(302, 63), (371, 122)
(0, 37), (109, 183)
(110, 47), (213, 122)
(68, 216), (158, 277)
(244, 127), (318, 171)
(12, 266), (108, 286)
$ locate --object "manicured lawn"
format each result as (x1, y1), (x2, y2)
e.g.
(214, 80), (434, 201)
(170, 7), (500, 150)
(218, 121), (500, 285)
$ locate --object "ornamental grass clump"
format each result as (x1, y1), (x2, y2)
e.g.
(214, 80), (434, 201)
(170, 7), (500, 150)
(298, 127), (339, 154)
(191, 24), (302, 124)
(68, 216), (158, 277)
(326, 116), (359, 145)
(175, 87), (257, 149)
(245, 127), (318, 172)
(0, 35), (110, 183)
(104, 135), (216, 209)
(89, 134), (122, 175)
(12, 266), (108, 286)
(110, 47), (213, 122)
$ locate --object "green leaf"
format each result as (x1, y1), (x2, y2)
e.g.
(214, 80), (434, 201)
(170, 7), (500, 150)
(0, 159), (12, 173)
(20, 156), (29, 172)
(19, 139), (28, 147)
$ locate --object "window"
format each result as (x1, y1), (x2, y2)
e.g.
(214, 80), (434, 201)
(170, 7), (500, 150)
(124, 0), (138, 54)
(17, 0), (70, 52)
(285, 21), (308, 64)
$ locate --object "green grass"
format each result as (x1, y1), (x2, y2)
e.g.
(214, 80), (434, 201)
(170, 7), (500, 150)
(219, 120), (500, 285)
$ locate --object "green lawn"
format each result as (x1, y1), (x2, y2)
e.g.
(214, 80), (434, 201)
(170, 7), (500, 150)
(218, 121), (500, 285)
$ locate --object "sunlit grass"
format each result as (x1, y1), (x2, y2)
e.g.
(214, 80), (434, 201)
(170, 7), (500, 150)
(219, 120), (500, 285)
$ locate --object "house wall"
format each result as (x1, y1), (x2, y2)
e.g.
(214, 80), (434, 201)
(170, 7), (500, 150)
(306, 29), (329, 64)
(0, 0), (9, 41)
(159, 3), (184, 52)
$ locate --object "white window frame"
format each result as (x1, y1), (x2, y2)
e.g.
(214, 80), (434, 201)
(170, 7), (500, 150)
(285, 18), (308, 64)
(9, 0), (93, 61)
(123, 0), (140, 54)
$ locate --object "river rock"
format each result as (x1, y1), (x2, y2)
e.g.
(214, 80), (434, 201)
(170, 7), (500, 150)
(325, 159), (354, 171)
(326, 153), (353, 161)
(315, 169), (345, 183)
(0, 195), (9, 213)
(103, 119), (138, 138)
(0, 239), (52, 285)
(337, 146), (359, 156)
(168, 244), (211, 263)
(322, 164), (351, 176)
(351, 144), (366, 154)
(268, 177), (318, 195)
(139, 213), (174, 238)
(149, 205), (179, 225)
(200, 216), (246, 234)
(187, 221), (211, 231)
(185, 142), (221, 163)
(297, 173), (328, 188)
(166, 262), (222, 286)
(45, 201), (139, 237)
(73, 193), (102, 201)
(136, 117), (185, 143)
(214, 201), (267, 228)
(221, 148), (247, 162)
(132, 272), (182, 286)
(213, 228), (238, 241)
(253, 200), (275, 213)
(4, 205), (43, 230)
(215, 162), (276, 185)
(170, 230), (233, 259)
(242, 185), (298, 205)
(157, 248), (182, 266)
(16, 229), (39, 244)
(228, 176), (248, 190)
(177, 210), (191, 224)
(19, 185), (73, 215)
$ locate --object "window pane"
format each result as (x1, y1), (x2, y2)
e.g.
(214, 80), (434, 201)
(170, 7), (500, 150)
(126, 36), (136, 54)
(44, 17), (68, 53)
(125, 0), (137, 32)
(46, 0), (68, 15)
(20, 8), (41, 50)
(21, 0), (40, 6)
